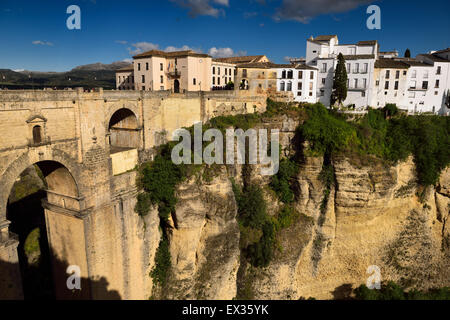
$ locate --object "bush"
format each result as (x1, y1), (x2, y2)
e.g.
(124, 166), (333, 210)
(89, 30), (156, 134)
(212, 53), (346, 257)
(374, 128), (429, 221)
(270, 158), (299, 204)
(354, 281), (450, 300)
(150, 236), (172, 287)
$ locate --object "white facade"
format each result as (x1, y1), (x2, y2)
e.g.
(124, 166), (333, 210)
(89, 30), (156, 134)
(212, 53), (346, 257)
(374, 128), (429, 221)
(306, 35), (378, 109)
(211, 61), (235, 89)
(276, 66), (318, 103)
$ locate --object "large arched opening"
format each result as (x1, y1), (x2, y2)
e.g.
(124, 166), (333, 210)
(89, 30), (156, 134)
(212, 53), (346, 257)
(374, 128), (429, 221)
(108, 108), (140, 151)
(6, 160), (81, 300)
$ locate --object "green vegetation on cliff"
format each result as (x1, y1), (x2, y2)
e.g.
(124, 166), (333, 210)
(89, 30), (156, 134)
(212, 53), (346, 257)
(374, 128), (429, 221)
(301, 103), (450, 186)
(354, 282), (450, 300)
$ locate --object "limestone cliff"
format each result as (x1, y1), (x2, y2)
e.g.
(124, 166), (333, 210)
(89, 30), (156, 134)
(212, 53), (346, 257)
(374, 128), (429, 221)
(147, 117), (449, 300)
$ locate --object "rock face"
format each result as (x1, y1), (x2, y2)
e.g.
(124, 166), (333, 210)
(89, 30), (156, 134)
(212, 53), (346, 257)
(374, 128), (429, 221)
(149, 117), (450, 300)
(164, 166), (240, 300)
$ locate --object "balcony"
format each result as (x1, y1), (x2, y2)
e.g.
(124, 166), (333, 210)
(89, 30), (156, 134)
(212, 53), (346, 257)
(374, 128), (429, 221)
(167, 69), (181, 79)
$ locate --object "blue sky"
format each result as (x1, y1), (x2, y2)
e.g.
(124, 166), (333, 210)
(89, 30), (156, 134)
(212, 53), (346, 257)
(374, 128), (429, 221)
(0, 0), (449, 71)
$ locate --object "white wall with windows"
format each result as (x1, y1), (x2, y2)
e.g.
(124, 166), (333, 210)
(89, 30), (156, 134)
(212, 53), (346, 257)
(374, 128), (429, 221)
(277, 67), (318, 103)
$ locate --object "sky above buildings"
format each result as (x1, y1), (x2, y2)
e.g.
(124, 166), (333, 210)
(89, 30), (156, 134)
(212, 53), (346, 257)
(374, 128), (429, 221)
(1, 0), (449, 72)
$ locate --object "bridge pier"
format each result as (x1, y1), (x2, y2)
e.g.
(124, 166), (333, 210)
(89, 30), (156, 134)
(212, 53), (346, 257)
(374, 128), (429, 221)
(0, 221), (23, 300)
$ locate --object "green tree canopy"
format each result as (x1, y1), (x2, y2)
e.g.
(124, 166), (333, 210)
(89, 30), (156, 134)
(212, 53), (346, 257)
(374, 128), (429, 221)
(331, 53), (348, 106)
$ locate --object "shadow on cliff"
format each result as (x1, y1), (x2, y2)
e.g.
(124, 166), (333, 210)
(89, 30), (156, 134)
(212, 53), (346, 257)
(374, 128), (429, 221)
(0, 253), (121, 300)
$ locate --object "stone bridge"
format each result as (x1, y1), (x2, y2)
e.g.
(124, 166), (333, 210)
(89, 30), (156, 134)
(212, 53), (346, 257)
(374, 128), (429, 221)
(0, 89), (266, 299)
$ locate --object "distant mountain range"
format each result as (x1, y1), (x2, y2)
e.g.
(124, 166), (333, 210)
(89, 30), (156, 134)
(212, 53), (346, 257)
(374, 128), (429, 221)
(0, 61), (131, 90)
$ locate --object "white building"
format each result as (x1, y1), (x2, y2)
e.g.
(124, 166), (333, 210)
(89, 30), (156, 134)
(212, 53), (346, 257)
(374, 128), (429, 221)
(306, 35), (378, 109)
(211, 60), (236, 89)
(276, 64), (318, 103)
(372, 59), (409, 109)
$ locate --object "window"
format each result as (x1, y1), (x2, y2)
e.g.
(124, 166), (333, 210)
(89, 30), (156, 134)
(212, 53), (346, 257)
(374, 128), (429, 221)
(395, 81), (399, 90)
(422, 81), (428, 89)
(146, 63), (149, 71)
(310, 71), (314, 80)
(354, 63), (359, 73)
(287, 70), (293, 79)
(354, 79), (358, 88)
(280, 81), (285, 91)
(212, 77), (215, 85)
(297, 91), (302, 96)
(225, 68), (227, 76)
(385, 81), (389, 90)
(435, 80), (440, 88)
(309, 92), (313, 97)
(218, 67), (221, 75)
(410, 81), (416, 89)
(386, 70), (390, 79)
(287, 82), (292, 91)
(362, 91), (366, 97)
(320, 90), (324, 97)
(309, 82), (313, 90)
(282, 70), (286, 79)
(412, 70), (417, 78)
(376, 80), (380, 86)
(142, 75), (145, 83)
(193, 78), (196, 85)
(347, 63), (351, 73)
(322, 78), (326, 85)
(437, 66), (442, 75)
(32, 125), (42, 144)
(138, 63), (141, 71)
(160, 86), (164, 90)
(160, 75), (164, 84)
(213, 67), (215, 75)
(403, 71), (407, 76)
(160, 63), (163, 71)
(396, 70), (400, 79)
(322, 63), (327, 73)
(142, 86), (145, 91)
(362, 63), (368, 73)
(298, 71), (303, 78)
(435, 91), (439, 95)
(242, 69), (247, 78)
(363, 79), (367, 88)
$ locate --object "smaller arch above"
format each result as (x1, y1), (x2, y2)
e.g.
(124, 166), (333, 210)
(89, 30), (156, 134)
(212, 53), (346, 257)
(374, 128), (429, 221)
(26, 115), (47, 124)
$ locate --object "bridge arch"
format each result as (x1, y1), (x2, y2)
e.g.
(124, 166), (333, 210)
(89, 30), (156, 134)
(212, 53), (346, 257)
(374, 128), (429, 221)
(107, 107), (140, 150)
(0, 151), (89, 299)
(0, 151), (82, 222)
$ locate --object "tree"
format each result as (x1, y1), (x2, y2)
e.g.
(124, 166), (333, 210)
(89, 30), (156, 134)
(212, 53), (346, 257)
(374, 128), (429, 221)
(331, 53), (348, 107)
(404, 49), (411, 58)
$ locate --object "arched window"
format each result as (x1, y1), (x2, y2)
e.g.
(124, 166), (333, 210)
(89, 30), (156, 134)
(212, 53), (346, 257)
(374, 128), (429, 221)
(287, 81), (292, 91)
(282, 70), (286, 79)
(280, 81), (285, 91)
(33, 125), (42, 144)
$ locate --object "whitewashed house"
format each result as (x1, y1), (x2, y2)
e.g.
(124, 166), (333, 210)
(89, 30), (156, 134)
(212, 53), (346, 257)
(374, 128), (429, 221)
(276, 64), (318, 103)
(305, 35), (378, 109)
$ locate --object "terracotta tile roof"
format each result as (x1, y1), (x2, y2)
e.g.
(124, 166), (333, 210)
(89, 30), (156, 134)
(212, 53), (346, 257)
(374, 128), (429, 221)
(342, 54), (376, 60)
(314, 35), (338, 41)
(396, 58), (433, 67)
(375, 59), (409, 69)
(357, 40), (378, 46)
(133, 49), (210, 59)
(116, 65), (134, 72)
(214, 55), (267, 64)
(236, 62), (278, 69)
(418, 54), (450, 63)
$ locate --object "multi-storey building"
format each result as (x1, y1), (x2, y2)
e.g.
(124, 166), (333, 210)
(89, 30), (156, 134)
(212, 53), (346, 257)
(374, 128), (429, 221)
(305, 35), (378, 109)
(371, 59), (409, 108)
(116, 65), (134, 90)
(211, 60), (235, 89)
(276, 64), (318, 103)
(115, 50), (212, 92)
(235, 62), (281, 95)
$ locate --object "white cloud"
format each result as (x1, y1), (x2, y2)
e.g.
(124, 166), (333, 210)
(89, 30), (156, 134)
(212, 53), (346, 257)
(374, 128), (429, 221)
(128, 42), (160, 55)
(123, 58), (133, 63)
(165, 45), (199, 52)
(275, 0), (375, 23)
(208, 47), (234, 58)
(170, 0), (229, 18)
(32, 40), (53, 46)
(115, 40), (128, 45)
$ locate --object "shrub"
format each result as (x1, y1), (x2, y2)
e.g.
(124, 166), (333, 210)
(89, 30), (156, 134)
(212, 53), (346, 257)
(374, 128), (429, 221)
(270, 158), (299, 204)
(150, 235), (172, 287)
